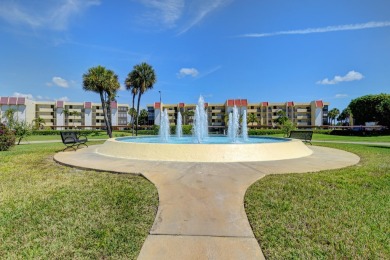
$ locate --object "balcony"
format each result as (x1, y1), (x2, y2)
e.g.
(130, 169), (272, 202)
(96, 116), (105, 120)
(272, 109), (282, 113)
(38, 107), (53, 112)
(247, 109), (257, 113)
(296, 116), (309, 120)
(95, 109), (103, 113)
(296, 109), (307, 113)
(39, 115), (53, 119)
(212, 109), (222, 113)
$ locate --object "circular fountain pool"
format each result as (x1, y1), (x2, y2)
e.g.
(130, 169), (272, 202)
(96, 136), (313, 162)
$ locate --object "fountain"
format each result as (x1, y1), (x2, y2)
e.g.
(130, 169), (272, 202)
(96, 96), (313, 162)
(159, 109), (170, 142)
(193, 96), (208, 143)
(176, 111), (183, 138)
(241, 109), (248, 141)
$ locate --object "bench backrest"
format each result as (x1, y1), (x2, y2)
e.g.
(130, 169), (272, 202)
(60, 131), (78, 143)
(289, 130), (313, 141)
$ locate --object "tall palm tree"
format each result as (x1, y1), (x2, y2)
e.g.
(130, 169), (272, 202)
(82, 66), (120, 138)
(125, 76), (139, 135)
(126, 62), (156, 135)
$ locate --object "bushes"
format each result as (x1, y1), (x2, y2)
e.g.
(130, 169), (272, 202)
(31, 129), (105, 136)
(248, 129), (283, 135)
(0, 123), (16, 151)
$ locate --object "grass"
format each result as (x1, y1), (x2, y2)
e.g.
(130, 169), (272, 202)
(245, 143), (390, 259)
(0, 142), (158, 259)
(23, 132), (390, 143)
(24, 131), (135, 142)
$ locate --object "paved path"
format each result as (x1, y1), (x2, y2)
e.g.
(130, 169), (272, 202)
(312, 140), (390, 146)
(54, 145), (360, 259)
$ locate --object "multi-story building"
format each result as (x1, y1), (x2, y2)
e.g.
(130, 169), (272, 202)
(147, 99), (329, 127)
(0, 96), (129, 129)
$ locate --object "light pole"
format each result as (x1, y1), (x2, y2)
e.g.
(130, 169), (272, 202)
(159, 91), (162, 125)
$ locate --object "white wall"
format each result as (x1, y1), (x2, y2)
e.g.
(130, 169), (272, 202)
(154, 108), (161, 125)
(111, 108), (118, 126)
(84, 108), (92, 129)
(315, 108), (323, 126)
(56, 108), (64, 129)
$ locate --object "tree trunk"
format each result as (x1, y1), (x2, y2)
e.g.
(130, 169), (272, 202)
(132, 93), (136, 136)
(135, 92), (142, 136)
(100, 91), (112, 138)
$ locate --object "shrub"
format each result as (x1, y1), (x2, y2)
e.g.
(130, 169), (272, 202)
(248, 129), (283, 135)
(0, 123), (16, 151)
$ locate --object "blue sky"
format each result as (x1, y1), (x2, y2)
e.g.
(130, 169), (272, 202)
(0, 0), (389, 111)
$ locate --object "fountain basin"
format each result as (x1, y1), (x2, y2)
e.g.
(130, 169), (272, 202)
(96, 136), (313, 162)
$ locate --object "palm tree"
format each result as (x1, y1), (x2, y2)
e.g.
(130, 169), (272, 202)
(247, 113), (258, 126)
(70, 110), (81, 127)
(62, 108), (70, 126)
(328, 108), (340, 126)
(33, 117), (45, 130)
(125, 76), (139, 135)
(126, 62), (156, 135)
(139, 109), (149, 125)
(82, 65), (120, 138)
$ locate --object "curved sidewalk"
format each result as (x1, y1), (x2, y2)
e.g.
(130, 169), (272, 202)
(54, 145), (360, 260)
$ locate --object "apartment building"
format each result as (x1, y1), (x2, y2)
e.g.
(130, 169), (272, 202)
(0, 96), (129, 129)
(147, 99), (329, 127)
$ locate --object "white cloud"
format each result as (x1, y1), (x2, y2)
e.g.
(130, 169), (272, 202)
(57, 96), (70, 102)
(12, 92), (70, 102)
(0, 0), (100, 31)
(239, 21), (390, 38)
(316, 70), (364, 85)
(178, 0), (232, 34)
(139, 0), (184, 28)
(135, 0), (232, 34)
(177, 68), (199, 78)
(51, 77), (69, 88)
(13, 92), (34, 100)
(335, 94), (349, 98)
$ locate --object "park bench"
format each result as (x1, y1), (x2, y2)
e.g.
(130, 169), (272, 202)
(60, 131), (88, 151)
(288, 130), (313, 145)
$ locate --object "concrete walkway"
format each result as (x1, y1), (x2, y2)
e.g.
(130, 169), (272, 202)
(54, 145), (360, 259)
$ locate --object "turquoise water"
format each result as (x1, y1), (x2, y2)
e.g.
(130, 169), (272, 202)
(115, 136), (289, 144)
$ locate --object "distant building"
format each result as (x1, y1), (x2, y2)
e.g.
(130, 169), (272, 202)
(147, 99), (329, 127)
(0, 96), (129, 129)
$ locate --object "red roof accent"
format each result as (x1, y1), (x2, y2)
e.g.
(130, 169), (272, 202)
(8, 97), (17, 105)
(84, 102), (92, 109)
(287, 101), (294, 107)
(179, 102), (185, 108)
(56, 101), (64, 108)
(110, 101), (118, 109)
(261, 102), (269, 106)
(241, 99), (248, 106)
(227, 99), (234, 106)
(0, 97), (9, 105)
(154, 102), (161, 109)
(204, 102), (208, 107)
(17, 97), (25, 105)
(234, 99), (241, 106)
(315, 100), (324, 107)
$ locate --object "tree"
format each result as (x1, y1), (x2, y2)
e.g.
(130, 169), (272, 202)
(348, 93), (390, 126)
(33, 117), (45, 129)
(337, 108), (351, 125)
(125, 75), (139, 129)
(126, 62), (156, 135)
(83, 65), (120, 138)
(247, 113), (258, 126)
(139, 109), (149, 125)
(3, 108), (16, 127)
(328, 108), (340, 126)
(62, 109), (70, 126)
(69, 110), (81, 127)
(13, 120), (32, 145)
(273, 110), (288, 126)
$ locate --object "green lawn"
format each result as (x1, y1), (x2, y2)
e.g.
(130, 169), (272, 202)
(0, 142), (158, 259)
(245, 143), (390, 259)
